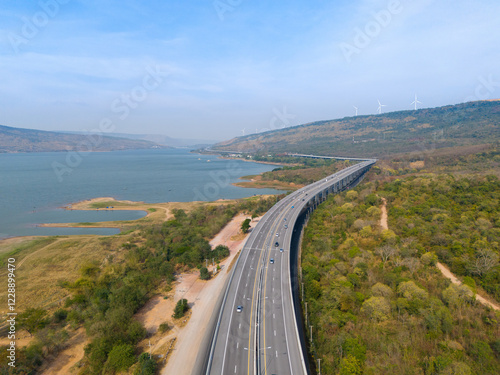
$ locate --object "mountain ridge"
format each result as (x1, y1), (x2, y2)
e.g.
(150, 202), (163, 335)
(0, 125), (168, 153)
(211, 101), (500, 158)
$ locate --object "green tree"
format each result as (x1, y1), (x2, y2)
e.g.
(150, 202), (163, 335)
(104, 344), (136, 373)
(18, 308), (48, 336)
(200, 266), (211, 280)
(442, 284), (474, 308)
(371, 283), (393, 298)
(134, 353), (157, 375)
(241, 218), (251, 233)
(421, 251), (438, 266)
(397, 281), (428, 301)
(339, 354), (363, 375)
(173, 299), (189, 319)
(360, 297), (391, 321)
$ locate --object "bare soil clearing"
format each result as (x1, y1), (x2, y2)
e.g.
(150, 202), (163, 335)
(158, 213), (256, 375)
(437, 262), (499, 311)
(379, 197), (388, 230)
(39, 328), (87, 375)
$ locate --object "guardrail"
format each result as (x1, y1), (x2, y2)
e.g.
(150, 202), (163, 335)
(204, 157), (376, 375)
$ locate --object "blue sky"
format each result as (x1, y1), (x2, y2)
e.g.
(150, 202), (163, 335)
(1, 0), (499, 140)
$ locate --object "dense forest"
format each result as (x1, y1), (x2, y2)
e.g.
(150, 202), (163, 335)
(0, 196), (280, 374)
(301, 175), (500, 374)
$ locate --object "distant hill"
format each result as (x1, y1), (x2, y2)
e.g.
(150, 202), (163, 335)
(211, 101), (500, 158)
(61, 131), (218, 148)
(0, 125), (168, 153)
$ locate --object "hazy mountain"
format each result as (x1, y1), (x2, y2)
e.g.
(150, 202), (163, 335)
(0, 125), (167, 153)
(61, 131), (219, 148)
(210, 100), (500, 158)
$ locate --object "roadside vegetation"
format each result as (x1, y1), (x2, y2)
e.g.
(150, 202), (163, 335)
(301, 171), (500, 374)
(0, 195), (281, 374)
(235, 158), (353, 190)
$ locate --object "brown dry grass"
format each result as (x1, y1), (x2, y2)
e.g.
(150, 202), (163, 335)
(0, 234), (136, 316)
(233, 175), (300, 190)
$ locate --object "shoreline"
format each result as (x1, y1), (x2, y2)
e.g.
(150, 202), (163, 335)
(0, 196), (257, 248)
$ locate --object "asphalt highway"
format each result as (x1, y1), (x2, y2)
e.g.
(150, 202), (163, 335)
(206, 160), (376, 375)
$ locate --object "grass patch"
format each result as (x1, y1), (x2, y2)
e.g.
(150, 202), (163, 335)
(77, 222), (96, 226)
(147, 208), (157, 212)
(0, 237), (58, 266)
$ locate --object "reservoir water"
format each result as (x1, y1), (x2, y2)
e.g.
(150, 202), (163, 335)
(0, 149), (283, 239)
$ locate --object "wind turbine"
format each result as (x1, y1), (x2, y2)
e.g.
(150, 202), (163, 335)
(411, 94), (422, 110)
(377, 99), (387, 114)
(353, 106), (358, 116)
(241, 128), (246, 136)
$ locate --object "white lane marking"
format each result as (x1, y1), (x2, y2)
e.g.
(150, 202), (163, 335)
(234, 365), (237, 373)
(276, 350), (278, 358)
(237, 342), (239, 349)
(221, 238), (259, 374)
(281, 231), (294, 375)
(274, 330), (276, 336)
(273, 313), (275, 319)
(239, 323), (241, 329)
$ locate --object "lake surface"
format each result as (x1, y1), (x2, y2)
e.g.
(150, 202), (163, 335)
(0, 149), (283, 239)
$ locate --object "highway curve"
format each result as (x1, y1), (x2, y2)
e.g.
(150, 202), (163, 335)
(204, 159), (376, 375)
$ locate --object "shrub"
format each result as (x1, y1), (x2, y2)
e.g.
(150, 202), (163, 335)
(173, 299), (189, 319)
(200, 267), (211, 280)
(346, 190), (358, 202)
(421, 251), (438, 266)
(241, 218), (251, 233)
(397, 281), (428, 301)
(159, 322), (171, 333)
(360, 297), (391, 321)
(52, 309), (68, 323)
(104, 344), (136, 373)
(371, 283), (393, 298)
(442, 284), (474, 308)
(134, 353), (157, 375)
(18, 308), (49, 336)
(339, 354), (363, 375)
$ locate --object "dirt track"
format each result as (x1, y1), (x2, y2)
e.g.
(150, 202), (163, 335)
(37, 213), (256, 374)
(160, 213), (255, 375)
(380, 199), (499, 311)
